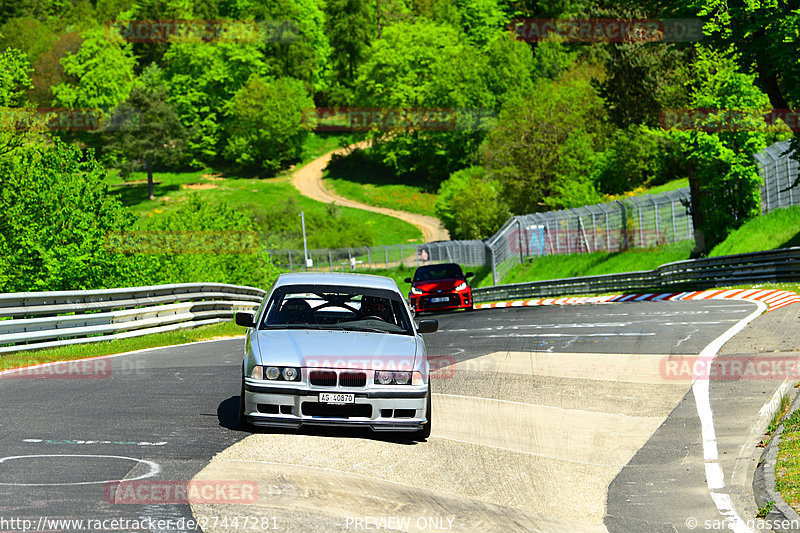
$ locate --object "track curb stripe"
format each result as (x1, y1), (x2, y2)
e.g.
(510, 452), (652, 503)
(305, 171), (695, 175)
(475, 288), (799, 312)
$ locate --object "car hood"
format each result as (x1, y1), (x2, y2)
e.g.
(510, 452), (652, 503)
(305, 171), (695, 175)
(414, 278), (463, 292)
(252, 329), (420, 370)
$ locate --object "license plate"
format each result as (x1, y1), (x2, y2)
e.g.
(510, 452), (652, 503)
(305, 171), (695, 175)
(319, 393), (355, 404)
(430, 297), (448, 303)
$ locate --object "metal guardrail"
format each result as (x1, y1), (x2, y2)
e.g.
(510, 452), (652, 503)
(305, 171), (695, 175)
(473, 247), (800, 302)
(0, 283), (266, 354)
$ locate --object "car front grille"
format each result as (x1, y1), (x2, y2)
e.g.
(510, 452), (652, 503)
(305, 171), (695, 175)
(301, 402), (372, 418)
(339, 371), (367, 387)
(309, 370), (337, 386)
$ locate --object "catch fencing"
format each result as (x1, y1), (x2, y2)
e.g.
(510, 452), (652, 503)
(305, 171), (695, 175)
(485, 189), (693, 284)
(755, 140), (800, 214)
(0, 283), (265, 354)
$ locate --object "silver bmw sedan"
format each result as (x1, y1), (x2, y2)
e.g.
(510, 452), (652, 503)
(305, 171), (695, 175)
(235, 272), (438, 440)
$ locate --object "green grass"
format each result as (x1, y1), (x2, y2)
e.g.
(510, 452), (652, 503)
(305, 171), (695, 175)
(499, 241), (694, 284)
(775, 401), (800, 512)
(709, 205), (800, 256)
(105, 135), (423, 249)
(0, 320), (246, 372)
(326, 178), (438, 216)
(644, 178), (689, 195)
(322, 148), (438, 216)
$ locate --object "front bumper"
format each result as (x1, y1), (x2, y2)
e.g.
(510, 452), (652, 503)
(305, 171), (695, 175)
(410, 290), (472, 312)
(243, 381), (428, 432)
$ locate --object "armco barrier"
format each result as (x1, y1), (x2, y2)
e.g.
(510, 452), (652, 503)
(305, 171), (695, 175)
(473, 247), (800, 302)
(0, 283), (265, 354)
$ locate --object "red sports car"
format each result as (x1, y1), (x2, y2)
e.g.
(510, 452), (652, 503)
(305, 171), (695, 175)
(405, 263), (474, 313)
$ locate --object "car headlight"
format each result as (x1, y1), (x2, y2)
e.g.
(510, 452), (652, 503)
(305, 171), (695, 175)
(410, 286), (423, 295)
(250, 365), (300, 381)
(374, 370), (412, 385)
(455, 282), (468, 291)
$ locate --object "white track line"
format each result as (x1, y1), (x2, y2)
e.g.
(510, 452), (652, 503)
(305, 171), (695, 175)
(691, 300), (767, 533)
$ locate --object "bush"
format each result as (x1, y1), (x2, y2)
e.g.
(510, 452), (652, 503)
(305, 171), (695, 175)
(591, 125), (685, 195)
(435, 166), (509, 239)
(125, 195), (280, 288)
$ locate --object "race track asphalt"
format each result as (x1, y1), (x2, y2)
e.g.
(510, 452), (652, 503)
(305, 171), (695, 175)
(0, 299), (788, 533)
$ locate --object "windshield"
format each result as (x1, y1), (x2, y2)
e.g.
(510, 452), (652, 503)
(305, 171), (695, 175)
(260, 284), (413, 335)
(413, 264), (464, 282)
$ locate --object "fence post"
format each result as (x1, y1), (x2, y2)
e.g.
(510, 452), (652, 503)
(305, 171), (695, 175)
(616, 200), (628, 250)
(384, 246), (389, 268)
(328, 249), (333, 272)
(367, 247), (372, 269)
(288, 250), (293, 271)
(489, 243), (498, 286)
(517, 217), (524, 264)
(670, 200), (677, 242)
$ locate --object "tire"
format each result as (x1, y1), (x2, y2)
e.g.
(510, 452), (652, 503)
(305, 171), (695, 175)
(238, 380), (252, 431)
(414, 384), (432, 441)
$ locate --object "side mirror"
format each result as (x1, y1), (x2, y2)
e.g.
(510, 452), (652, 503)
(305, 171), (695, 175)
(417, 319), (438, 334)
(465, 272), (474, 278)
(235, 312), (255, 328)
(403, 277), (412, 283)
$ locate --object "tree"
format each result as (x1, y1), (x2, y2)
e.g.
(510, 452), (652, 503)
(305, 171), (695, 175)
(0, 47), (34, 157)
(163, 38), (267, 166)
(223, 76), (314, 175)
(103, 63), (186, 199)
(0, 139), (133, 292)
(598, 41), (692, 128)
(0, 47), (32, 107)
(435, 166), (509, 239)
(695, 0), (800, 110)
(28, 31), (82, 106)
(354, 20), (496, 184)
(0, 16), (57, 65)
(51, 26), (136, 110)
(668, 47), (771, 255)
(227, 0), (331, 94)
(324, 0), (374, 103)
(481, 64), (610, 214)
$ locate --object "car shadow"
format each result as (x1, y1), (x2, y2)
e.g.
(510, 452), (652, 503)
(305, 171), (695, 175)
(216, 396), (425, 445)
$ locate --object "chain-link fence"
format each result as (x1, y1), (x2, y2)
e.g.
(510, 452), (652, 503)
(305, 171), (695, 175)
(485, 189), (693, 283)
(267, 240), (488, 273)
(754, 140), (800, 214)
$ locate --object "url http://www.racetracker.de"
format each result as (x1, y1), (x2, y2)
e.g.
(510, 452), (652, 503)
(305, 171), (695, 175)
(0, 516), (281, 531)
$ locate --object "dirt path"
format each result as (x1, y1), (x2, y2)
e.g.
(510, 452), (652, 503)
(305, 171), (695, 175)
(292, 144), (450, 243)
